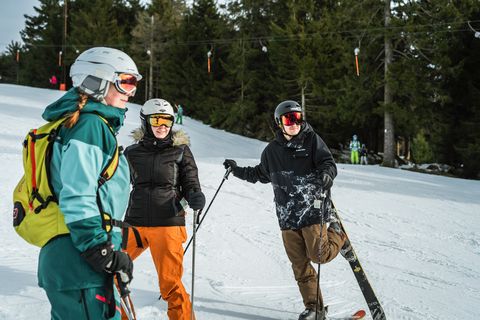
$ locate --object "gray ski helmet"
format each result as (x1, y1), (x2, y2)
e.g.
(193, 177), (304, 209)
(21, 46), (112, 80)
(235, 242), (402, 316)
(274, 100), (302, 126)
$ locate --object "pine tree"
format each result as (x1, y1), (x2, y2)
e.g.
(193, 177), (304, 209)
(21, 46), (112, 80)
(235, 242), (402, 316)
(269, 0), (319, 111)
(0, 42), (22, 84)
(130, 0), (187, 102)
(174, 0), (230, 122)
(20, 0), (64, 87)
(218, 0), (277, 139)
(387, 0), (480, 174)
(68, 0), (127, 52)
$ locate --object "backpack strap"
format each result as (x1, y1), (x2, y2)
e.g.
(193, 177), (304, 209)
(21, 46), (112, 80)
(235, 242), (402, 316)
(97, 116), (120, 185)
(28, 118), (67, 213)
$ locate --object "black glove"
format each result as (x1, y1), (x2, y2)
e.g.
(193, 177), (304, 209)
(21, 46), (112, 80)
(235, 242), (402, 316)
(108, 250), (134, 285)
(320, 173), (333, 190)
(81, 242), (133, 285)
(187, 191), (206, 210)
(223, 159), (237, 170)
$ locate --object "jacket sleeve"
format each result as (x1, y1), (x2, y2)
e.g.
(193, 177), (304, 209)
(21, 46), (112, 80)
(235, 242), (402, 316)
(313, 134), (337, 180)
(57, 117), (113, 252)
(233, 148), (271, 184)
(179, 145), (201, 194)
(124, 144), (138, 184)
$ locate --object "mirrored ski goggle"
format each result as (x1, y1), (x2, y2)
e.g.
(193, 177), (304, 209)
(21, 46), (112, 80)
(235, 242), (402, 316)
(148, 114), (174, 128)
(114, 73), (138, 96)
(281, 111), (303, 126)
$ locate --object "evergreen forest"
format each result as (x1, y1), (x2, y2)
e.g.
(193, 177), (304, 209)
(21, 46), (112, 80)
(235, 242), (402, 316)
(0, 0), (479, 178)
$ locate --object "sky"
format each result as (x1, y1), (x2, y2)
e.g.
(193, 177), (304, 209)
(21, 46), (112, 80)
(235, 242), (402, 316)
(0, 0), (39, 52)
(0, 83), (479, 319)
(0, 0), (155, 54)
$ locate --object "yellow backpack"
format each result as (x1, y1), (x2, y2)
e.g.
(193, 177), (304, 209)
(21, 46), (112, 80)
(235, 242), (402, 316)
(12, 116), (120, 247)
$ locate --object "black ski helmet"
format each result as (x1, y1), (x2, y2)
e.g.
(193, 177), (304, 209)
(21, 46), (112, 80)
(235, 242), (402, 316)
(274, 100), (302, 126)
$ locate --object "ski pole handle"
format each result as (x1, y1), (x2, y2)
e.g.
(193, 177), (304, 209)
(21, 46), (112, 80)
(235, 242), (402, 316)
(224, 166), (232, 179)
(116, 274), (131, 298)
(195, 209), (202, 225)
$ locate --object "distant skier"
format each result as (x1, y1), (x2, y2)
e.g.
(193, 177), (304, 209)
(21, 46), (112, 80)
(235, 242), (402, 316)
(360, 144), (368, 165)
(223, 100), (349, 320)
(349, 134), (361, 164)
(49, 75), (57, 88)
(175, 104), (183, 124)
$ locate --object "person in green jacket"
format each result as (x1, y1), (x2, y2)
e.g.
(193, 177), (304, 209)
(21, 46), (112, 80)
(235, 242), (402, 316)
(38, 47), (141, 319)
(349, 134), (361, 164)
(175, 104), (184, 124)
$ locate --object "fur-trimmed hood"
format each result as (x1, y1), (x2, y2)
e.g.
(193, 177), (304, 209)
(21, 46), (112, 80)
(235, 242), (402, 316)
(130, 127), (190, 146)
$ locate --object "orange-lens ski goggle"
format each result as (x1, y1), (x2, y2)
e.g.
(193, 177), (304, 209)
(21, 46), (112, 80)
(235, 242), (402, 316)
(114, 73), (138, 95)
(148, 114), (174, 127)
(281, 111), (303, 126)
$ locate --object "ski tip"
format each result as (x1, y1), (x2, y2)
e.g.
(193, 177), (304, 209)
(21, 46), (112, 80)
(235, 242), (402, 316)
(352, 309), (366, 319)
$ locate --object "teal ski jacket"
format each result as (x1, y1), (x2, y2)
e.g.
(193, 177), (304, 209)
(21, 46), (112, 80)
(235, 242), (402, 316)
(38, 88), (130, 290)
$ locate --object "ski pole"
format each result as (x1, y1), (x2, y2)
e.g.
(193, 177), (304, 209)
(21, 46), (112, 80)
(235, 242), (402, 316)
(184, 167), (232, 254)
(116, 276), (136, 320)
(191, 209), (199, 320)
(315, 190), (327, 320)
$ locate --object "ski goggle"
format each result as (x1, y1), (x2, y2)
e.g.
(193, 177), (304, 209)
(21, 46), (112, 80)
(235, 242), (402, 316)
(281, 111), (303, 126)
(114, 73), (138, 96)
(148, 114), (174, 128)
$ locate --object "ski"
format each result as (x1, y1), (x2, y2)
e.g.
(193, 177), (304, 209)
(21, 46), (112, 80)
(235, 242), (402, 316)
(323, 305), (366, 320)
(331, 202), (387, 320)
(330, 309), (366, 320)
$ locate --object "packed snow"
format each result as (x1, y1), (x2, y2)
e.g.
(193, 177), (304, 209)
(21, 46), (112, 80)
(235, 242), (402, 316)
(0, 84), (479, 320)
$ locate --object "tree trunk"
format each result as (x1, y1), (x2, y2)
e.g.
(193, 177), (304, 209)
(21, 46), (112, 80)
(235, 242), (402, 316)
(383, 0), (395, 167)
(148, 15), (154, 100)
(301, 84), (306, 121)
(241, 39), (245, 102)
(144, 68), (148, 101)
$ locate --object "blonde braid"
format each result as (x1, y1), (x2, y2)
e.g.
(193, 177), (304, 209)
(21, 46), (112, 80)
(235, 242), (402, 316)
(64, 93), (88, 128)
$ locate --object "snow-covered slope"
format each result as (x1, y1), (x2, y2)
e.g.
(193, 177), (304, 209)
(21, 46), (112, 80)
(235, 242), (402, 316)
(1, 84), (479, 320)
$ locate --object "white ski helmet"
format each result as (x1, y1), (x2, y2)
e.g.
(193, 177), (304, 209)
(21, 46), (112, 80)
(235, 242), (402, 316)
(141, 99), (175, 117)
(140, 98), (175, 130)
(70, 47), (142, 102)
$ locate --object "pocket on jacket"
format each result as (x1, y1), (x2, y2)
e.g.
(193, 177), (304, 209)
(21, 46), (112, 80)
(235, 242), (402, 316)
(172, 197), (186, 217)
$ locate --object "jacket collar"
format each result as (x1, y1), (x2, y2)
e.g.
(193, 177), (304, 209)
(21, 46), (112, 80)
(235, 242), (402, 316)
(275, 122), (312, 149)
(42, 88), (126, 132)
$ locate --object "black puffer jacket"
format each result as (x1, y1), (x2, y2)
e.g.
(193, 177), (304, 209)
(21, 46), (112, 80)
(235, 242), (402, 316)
(233, 123), (336, 230)
(124, 128), (201, 226)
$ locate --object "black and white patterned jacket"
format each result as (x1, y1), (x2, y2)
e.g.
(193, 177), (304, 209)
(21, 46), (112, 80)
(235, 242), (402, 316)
(233, 123), (336, 230)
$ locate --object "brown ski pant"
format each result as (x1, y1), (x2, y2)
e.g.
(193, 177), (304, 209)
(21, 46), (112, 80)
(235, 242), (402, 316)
(281, 224), (346, 311)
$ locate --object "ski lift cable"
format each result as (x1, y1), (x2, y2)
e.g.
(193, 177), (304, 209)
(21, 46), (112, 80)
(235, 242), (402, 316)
(6, 20), (479, 49)
(467, 21), (480, 38)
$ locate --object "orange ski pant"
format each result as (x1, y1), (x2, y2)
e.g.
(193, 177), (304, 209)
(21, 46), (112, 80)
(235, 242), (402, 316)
(122, 226), (194, 320)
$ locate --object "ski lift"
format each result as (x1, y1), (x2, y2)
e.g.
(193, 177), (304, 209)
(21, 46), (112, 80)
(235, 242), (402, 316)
(207, 45), (213, 73)
(354, 47), (360, 76)
(467, 21), (480, 39)
(259, 39), (268, 53)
